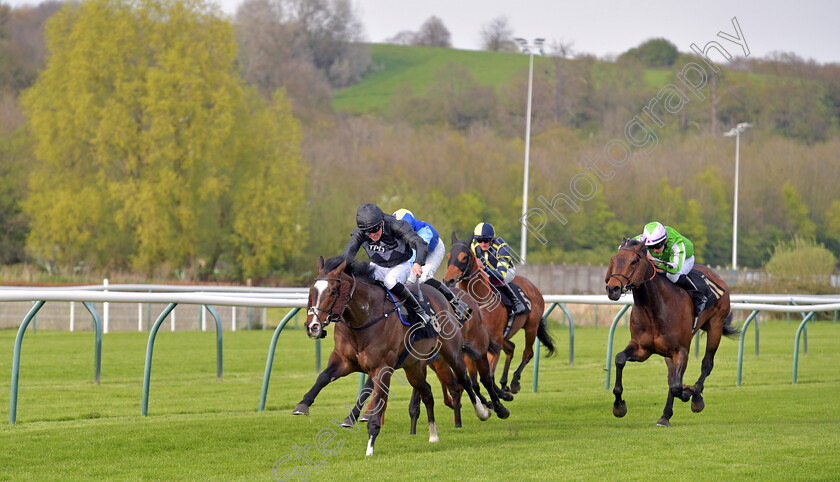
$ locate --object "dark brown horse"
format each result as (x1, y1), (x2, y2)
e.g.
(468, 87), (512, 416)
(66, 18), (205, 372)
(442, 233), (555, 395)
(295, 255), (490, 456)
(410, 288), (510, 433)
(605, 238), (737, 426)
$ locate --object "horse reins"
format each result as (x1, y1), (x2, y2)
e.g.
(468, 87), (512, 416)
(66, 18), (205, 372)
(609, 246), (656, 294)
(451, 241), (478, 283)
(308, 274), (356, 325)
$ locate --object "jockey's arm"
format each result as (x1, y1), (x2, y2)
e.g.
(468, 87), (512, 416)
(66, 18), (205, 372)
(393, 218), (429, 266)
(342, 229), (365, 260)
(662, 241), (687, 274)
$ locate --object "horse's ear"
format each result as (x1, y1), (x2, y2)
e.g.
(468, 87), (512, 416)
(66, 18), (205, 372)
(451, 232), (458, 244)
(336, 259), (347, 274)
(318, 256), (324, 271)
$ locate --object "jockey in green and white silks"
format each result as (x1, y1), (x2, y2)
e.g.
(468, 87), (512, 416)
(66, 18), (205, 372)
(635, 221), (707, 316)
(634, 221), (694, 283)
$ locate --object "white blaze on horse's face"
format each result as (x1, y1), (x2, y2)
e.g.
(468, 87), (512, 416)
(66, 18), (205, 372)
(306, 279), (330, 337)
(312, 280), (329, 308)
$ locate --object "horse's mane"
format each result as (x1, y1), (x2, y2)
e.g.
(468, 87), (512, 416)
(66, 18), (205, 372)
(323, 254), (377, 285)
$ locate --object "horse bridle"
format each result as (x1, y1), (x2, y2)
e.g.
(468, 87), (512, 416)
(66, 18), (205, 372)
(307, 274), (356, 327)
(609, 245), (656, 294)
(450, 241), (477, 283)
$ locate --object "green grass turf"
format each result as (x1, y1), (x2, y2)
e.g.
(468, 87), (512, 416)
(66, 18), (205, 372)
(0, 319), (838, 480)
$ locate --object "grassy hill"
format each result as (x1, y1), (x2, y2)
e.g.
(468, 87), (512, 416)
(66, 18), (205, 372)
(331, 44), (544, 115)
(332, 44), (695, 116)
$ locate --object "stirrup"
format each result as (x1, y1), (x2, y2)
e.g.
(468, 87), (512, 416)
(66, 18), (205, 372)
(416, 311), (431, 326)
(452, 299), (471, 320)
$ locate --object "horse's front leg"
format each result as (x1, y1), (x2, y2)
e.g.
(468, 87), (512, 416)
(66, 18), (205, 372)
(613, 342), (650, 418)
(476, 353), (509, 419)
(345, 376), (374, 427)
(293, 356), (354, 415)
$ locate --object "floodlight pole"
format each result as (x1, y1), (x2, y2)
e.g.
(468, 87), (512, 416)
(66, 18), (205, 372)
(724, 123), (752, 271)
(515, 38), (544, 264)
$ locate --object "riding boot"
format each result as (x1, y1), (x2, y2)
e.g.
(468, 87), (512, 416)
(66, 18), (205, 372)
(424, 278), (472, 321)
(675, 274), (707, 317)
(497, 283), (527, 316)
(392, 282), (431, 326)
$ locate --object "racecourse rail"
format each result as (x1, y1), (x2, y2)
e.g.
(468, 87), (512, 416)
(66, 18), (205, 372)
(2, 285), (839, 424)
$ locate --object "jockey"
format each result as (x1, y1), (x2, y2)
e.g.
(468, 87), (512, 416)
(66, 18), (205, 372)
(393, 208), (471, 320)
(636, 221), (707, 316)
(470, 222), (527, 316)
(343, 203), (431, 325)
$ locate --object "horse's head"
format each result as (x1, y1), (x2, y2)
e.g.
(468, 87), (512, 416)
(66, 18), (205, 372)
(443, 232), (477, 288)
(605, 238), (655, 300)
(306, 256), (354, 340)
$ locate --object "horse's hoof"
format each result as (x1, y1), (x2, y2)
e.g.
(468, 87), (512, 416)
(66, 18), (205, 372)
(496, 406), (510, 419)
(499, 391), (514, 402)
(359, 414), (369, 423)
(656, 418), (671, 427)
(292, 404), (309, 416)
(691, 398), (705, 413)
(510, 382), (521, 394)
(613, 401), (627, 418)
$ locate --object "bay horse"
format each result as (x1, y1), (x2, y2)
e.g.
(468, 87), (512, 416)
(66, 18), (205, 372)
(605, 238), (738, 426)
(295, 255), (490, 456)
(410, 288), (510, 433)
(442, 233), (556, 395)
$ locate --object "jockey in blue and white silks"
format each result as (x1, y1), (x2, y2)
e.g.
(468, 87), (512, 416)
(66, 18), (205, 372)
(393, 208), (470, 320)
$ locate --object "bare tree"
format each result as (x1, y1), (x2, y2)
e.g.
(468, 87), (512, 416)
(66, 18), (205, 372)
(480, 16), (516, 52)
(548, 38), (575, 59)
(385, 30), (415, 45)
(412, 16), (451, 48)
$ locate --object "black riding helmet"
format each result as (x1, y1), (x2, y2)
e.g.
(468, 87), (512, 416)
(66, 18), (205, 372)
(356, 203), (384, 231)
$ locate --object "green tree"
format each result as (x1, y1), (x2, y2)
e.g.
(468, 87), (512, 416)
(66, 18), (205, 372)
(780, 181), (817, 239)
(619, 38), (678, 67)
(694, 166), (732, 267)
(21, 0), (307, 280)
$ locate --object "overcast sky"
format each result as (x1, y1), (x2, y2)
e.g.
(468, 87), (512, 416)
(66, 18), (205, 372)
(6, 0), (840, 64)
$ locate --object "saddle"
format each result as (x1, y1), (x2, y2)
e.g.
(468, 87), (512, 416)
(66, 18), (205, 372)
(495, 282), (532, 338)
(386, 287), (440, 340)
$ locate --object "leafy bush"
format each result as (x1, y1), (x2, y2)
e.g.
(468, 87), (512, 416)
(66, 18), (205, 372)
(761, 236), (838, 293)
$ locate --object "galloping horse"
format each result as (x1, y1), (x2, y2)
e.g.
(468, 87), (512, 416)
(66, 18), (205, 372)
(410, 288), (509, 433)
(296, 255), (490, 455)
(605, 238), (738, 426)
(443, 233), (555, 395)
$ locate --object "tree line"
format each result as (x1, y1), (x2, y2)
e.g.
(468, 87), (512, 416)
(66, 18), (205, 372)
(0, 0), (838, 283)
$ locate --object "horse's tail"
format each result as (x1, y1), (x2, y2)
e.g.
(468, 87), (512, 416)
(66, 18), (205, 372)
(462, 341), (482, 361)
(537, 317), (556, 358)
(487, 337), (501, 357)
(722, 311), (739, 339)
